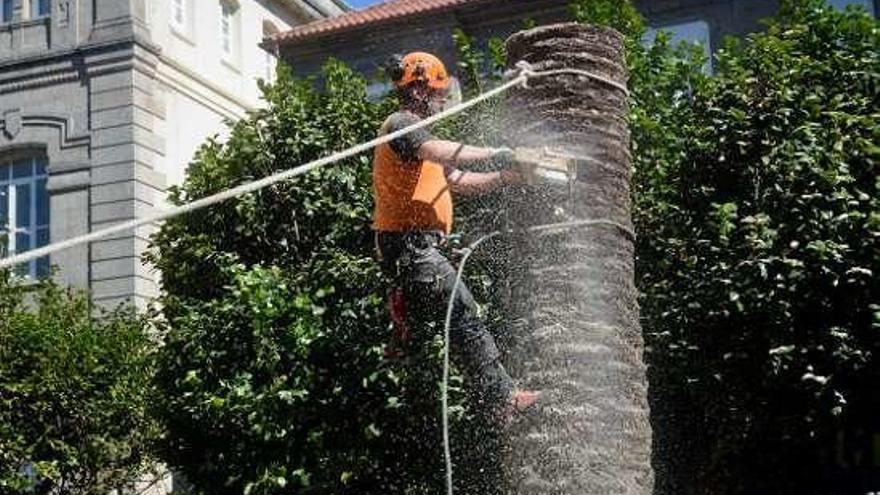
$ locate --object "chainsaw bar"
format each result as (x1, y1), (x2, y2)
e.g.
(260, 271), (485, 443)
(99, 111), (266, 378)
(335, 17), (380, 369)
(514, 146), (587, 185)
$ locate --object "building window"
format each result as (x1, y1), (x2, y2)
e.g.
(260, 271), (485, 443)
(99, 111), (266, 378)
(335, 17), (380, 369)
(828, 0), (875, 13)
(1, 0), (13, 24)
(31, 0), (50, 18)
(262, 21), (280, 81)
(170, 0), (197, 42)
(220, 1), (239, 62)
(644, 19), (712, 73)
(1, 156), (50, 278)
(170, 0), (186, 31)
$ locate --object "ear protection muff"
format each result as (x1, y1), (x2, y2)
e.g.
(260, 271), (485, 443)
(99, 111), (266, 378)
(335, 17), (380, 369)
(386, 54), (405, 83)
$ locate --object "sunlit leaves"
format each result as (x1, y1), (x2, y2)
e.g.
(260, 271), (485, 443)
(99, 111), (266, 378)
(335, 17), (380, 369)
(0, 274), (156, 494)
(633, 0), (878, 491)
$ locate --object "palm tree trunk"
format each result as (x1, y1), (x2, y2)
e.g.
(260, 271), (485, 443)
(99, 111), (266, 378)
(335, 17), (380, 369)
(502, 23), (653, 494)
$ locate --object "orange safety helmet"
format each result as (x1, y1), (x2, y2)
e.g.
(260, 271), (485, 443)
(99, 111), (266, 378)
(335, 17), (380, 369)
(390, 52), (451, 91)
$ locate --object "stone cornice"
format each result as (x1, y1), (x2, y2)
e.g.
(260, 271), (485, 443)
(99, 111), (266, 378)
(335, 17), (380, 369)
(0, 67), (82, 95)
(283, 0), (347, 20)
(0, 35), (161, 95)
(0, 33), (249, 121)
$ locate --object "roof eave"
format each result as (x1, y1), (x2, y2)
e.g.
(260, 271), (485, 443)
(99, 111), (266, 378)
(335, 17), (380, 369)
(272, 1), (476, 47)
(264, 0), (352, 51)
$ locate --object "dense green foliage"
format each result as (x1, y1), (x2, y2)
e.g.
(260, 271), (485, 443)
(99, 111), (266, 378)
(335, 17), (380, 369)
(3, 1), (874, 493)
(620, 2), (878, 493)
(147, 63), (493, 494)
(455, 0), (877, 491)
(0, 274), (156, 495)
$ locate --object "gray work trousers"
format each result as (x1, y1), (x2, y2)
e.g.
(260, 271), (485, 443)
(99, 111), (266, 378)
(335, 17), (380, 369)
(376, 230), (515, 406)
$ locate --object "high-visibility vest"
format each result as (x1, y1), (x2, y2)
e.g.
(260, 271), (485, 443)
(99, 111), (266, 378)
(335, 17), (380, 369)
(372, 114), (453, 234)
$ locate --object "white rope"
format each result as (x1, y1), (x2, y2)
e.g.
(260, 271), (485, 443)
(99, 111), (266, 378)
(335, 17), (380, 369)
(512, 61), (630, 96)
(441, 218), (634, 495)
(441, 231), (498, 495)
(0, 73), (529, 270)
(0, 64), (628, 270)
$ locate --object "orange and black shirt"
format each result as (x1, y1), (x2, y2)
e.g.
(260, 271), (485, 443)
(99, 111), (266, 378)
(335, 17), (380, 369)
(372, 111), (453, 235)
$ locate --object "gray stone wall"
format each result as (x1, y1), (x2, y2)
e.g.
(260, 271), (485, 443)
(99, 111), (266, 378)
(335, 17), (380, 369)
(1, 0), (332, 308)
(85, 42), (165, 310)
(0, 0), (165, 309)
(1, 55), (92, 288)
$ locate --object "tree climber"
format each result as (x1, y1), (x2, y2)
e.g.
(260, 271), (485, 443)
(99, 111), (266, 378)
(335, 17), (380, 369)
(373, 51), (539, 416)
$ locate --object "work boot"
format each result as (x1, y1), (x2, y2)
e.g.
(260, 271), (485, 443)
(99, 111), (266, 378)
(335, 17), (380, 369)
(498, 389), (541, 424)
(510, 389), (540, 412)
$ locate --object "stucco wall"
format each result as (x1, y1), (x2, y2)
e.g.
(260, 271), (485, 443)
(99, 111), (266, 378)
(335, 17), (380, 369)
(151, 0), (302, 201)
(149, 0), (300, 111)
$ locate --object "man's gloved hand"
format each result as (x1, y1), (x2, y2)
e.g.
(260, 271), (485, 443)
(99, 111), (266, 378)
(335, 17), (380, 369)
(500, 168), (525, 186)
(489, 147), (526, 185)
(489, 147), (516, 167)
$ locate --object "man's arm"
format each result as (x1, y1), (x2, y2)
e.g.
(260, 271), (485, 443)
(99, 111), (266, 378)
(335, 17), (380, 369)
(419, 139), (522, 195)
(417, 139), (496, 164)
(387, 112), (502, 165)
(384, 113), (520, 193)
(445, 166), (522, 196)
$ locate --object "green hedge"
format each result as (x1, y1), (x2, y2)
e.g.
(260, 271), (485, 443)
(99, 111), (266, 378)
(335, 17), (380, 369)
(626, 1), (879, 492)
(0, 274), (156, 495)
(146, 63), (489, 494)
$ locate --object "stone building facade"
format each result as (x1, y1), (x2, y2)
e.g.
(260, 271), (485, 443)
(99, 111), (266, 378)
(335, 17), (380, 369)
(0, 0), (345, 308)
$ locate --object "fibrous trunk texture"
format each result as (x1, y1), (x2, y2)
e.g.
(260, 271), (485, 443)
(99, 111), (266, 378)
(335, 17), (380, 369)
(501, 23), (653, 495)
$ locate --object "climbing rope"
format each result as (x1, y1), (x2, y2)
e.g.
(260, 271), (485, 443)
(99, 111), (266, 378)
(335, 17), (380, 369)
(0, 63), (626, 270)
(511, 60), (630, 96)
(0, 75), (527, 270)
(441, 231), (498, 495)
(440, 219), (634, 495)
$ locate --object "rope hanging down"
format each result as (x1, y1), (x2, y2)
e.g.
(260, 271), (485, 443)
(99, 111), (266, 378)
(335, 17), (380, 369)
(440, 219), (634, 495)
(0, 63), (625, 270)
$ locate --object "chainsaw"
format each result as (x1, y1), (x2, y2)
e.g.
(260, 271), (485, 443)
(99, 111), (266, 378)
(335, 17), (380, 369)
(513, 146), (583, 186)
(510, 146), (589, 215)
